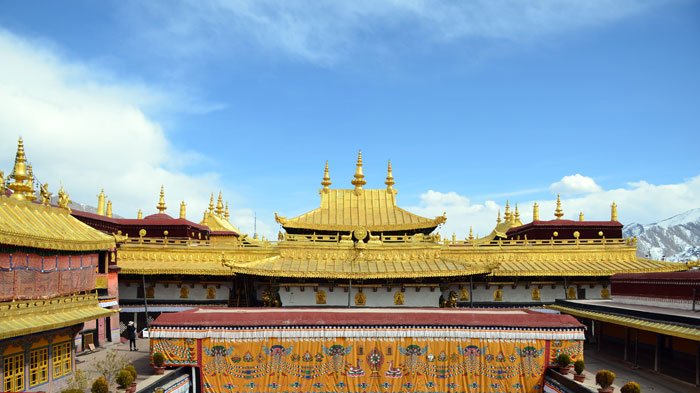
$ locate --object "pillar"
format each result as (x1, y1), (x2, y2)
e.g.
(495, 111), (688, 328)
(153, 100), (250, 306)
(654, 334), (662, 372)
(623, 327), (629, 362)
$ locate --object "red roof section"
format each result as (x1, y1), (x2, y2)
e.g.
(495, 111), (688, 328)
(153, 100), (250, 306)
(72, 209), (209, 230)
(151, 307), (583, 329)
(612, 271), (700, 282)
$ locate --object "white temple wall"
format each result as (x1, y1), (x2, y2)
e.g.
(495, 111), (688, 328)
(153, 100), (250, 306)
(278, 286), (438, 307)
(118, 282), (230, 301)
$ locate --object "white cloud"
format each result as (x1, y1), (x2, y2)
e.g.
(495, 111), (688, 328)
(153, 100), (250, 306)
(128, 0), (663, 64)
(410, 175), (700, 238)
(550, 174), (603, 195)
(0, 30), (274, 239)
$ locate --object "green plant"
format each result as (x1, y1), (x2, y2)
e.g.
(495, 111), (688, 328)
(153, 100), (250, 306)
(124, 364), (138, 381)
(620, 381), (641, 393)
(596, 370), (616, 389)
(574, 359), (585, 375)
(95, 349), (129, 391)
(65, 369), (89, 392)
(91, 376), (109, 393)
(116, 369), (135, 388)
(153, 352), (166, 367)
(555, 353), (572, 367)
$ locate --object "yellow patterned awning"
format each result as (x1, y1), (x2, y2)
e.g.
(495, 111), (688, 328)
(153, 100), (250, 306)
(0, 293), (112, 340)
(275, 189), (444, 233)
(232, 255), (491, 279)
(491, 257), (685, 277)
(548, 305), (700, 341)
(0, 196), (115, 251)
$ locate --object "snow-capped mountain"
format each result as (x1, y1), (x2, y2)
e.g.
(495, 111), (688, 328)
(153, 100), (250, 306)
(623, 208), (700, 262)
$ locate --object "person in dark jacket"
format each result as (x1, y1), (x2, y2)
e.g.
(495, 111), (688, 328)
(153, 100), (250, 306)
(126, 321), (137, 351)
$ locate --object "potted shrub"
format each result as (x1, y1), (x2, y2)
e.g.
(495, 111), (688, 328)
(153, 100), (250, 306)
(573, 359), (586, 382)
(124, 364), (138, 392)
(620, 381), (640, 393)
(596, 369), (616, 393)
(91, 376), (109, 393)
(153, 352), (166, 375)
(116, 369), (134, 392)
(555, 353), (572, 374)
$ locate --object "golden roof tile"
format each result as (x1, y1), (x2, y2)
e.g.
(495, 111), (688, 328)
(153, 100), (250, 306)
(275, 189), (446, 233)
(0, 196), (115, 251)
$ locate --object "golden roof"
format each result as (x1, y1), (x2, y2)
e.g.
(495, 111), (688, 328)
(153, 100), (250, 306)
(116, 247), (275, 275)
(201, 212), (240, 234)
(548, 304), (700, 341)
(0, 293), (112, 340)
(491, 257), (685, 277)
(275, 189), (446, 233)
(0, 196), (115, 251)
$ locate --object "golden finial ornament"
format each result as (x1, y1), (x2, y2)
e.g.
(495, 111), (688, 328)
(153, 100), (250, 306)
(496, 209), (502, 224)
(504, 201), (511, 222)
(216, 191), (224, 216)
(611, 202), (618, 221)
(468, 226), (474, 240)
(533, 202), (539, 221)
(351, 150), (366, 191)
(554, 194), (564, 219)
(106, 200), (113, 218)
(579, 211), (585, 221)
(224, 202), (230, 221)
(8, 138), (33, 200)
(97, 189), (106, 216)
(321, 160), (331, 193)
(25, 165), (36, 201)
(180, 201), (187, 219)
(208, 193), (215, 212)
(385, 160), (395, 193)
(514, 204), (520, 221)
(57, 185), (70, 210)
(156, 185), (167, 213)
(40, 183), (51, 206)
(137, 209), (143, 219)
(0, 170), (5, 193)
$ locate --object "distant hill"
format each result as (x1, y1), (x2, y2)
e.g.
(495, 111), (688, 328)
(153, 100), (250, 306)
(623, 208), (700, 262)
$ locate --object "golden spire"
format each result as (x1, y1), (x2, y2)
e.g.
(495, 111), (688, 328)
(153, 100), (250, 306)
(385, 160), (395, 192)
(579, 211), (585, 221)
(106, 200), (113, 218)
(156, 185), (167, 214)
(0, 170), (5, 194)
(224, 202), (230, 221)
(514, 204), (520, 221)
(180, 201), (187, 219)
(468, 226), (474, 240)
(208, 193), (215, 212)
(554, 194), (564, 219)
(611, 202), (618, 221)
(25, 165), (36, 202)
(8, 137), (33, 200)
(533, 202), (539, 221)
(496, 209), (502, 224)
(504, 201), (511, 222)
(351, 150), (366, 190)
(97, 189), (106, 216)
(321, 160), (331, 192)
(215, 191), (224, 216)
(137, 209), (143, 219)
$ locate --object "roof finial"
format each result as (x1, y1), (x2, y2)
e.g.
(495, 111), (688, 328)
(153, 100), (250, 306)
(554, 194), (564, 219)
(97, 189), (106, 216)
(208, 193), (215, 212)
(216, 191), (224, 216)
(25, 165), (36, 202)
(156, 185), (167, 213)
(504, 201), (511, 222)
(321, 160), (331, 192)
(468, 226), (474, 240)
(514, 204), (520, 221)
(106, 200), (113, 218)
(579, 211), (585, 221)
(180, 201), (187, 219)
(351, 150), (366, 190)
(137, 209), (143, 219)
(225, 201), (230, 221)
(385, 160), (395, 193)
(533, 202), (539, 221)
(496, 209), (502, 224)
(8, 137), (33, 200)
(611, 202), (618, 221)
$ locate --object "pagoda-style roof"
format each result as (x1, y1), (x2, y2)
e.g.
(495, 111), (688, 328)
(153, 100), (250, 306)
(275, 153), (445, 235)
(201, 211), (240, 235)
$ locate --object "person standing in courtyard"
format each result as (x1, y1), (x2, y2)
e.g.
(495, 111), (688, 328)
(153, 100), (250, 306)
(127, 321), (137, 351)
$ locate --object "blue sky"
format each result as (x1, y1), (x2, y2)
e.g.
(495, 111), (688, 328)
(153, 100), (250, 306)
(0, 0), (699, 238)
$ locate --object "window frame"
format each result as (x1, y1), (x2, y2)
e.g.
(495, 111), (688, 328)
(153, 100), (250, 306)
(29, 346), (49, 387)
(3, 352), (25, 392)
(51, 341), (72, 379)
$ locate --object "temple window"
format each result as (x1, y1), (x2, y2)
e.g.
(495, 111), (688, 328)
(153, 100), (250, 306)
(29, 347), (48, 386)
(3, 352), (25, 392)
(51, 341), (72, 379)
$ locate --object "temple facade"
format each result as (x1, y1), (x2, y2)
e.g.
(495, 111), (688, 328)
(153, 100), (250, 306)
(0, 139), (117, 393)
